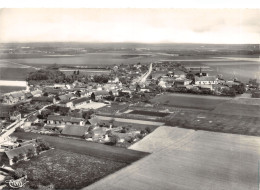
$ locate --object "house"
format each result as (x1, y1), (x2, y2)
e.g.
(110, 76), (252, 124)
(195, 76), (217, 85)
(25, 92), (33, 99)
(58, 93), (76, 101)
(87, 117), (101, 126)
(61, 125), (89, 138)
(24, 115), (39, 127)
(91, 91), (110, 101)
(31, 90), (42, 97)
(47, 115), (85, 126)
(10, 111), (21, 121)
(58, 100), (73, 108)
(91, 127), (107, 141)
(31, 97), (56, 104)
(1, 144), (36, 165)
(2, 91), (25, 104)
(44, 87), (62, 95)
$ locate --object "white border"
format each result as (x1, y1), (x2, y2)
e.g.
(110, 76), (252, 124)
(0, 0), (260, 8)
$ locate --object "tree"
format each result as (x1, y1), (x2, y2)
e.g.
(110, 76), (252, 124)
(145, 127), (152, 133)
(27, 149), (35, 158)
(18, 153), (24, 161)
(43, 92), (49, 96)
(12, 156), (19, 164)
(109, 135), (118, 145)
(14, 168), (27, 179)
(36, 137), (50, 152)
(186, 72), (195, 83)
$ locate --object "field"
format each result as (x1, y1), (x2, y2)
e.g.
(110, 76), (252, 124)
(0, 67), (35, 81)
(87, 126), (260, 190)
(12, 132), (149, 164)
(163, 110), (260, 136)
(75, 102), (107, 110)
(150, 93), (231, 110)
(129, 110), (170, 117)
(60, 68), (110, 76)
(0, 86), (26, 95)
(212, 102), (260, 118)
(14, 149), (127, 189)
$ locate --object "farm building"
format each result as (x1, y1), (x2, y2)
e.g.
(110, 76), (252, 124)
(72, 97), (90, 108)
(2, 91), (26, 104)
(91, 91), (110, 101)
(31, 97), (56, 104)
(1, 144), (36, 165)
(47, 115), (85, 126)
(58, 93), (76, 101)
(195, 76), (217, 85)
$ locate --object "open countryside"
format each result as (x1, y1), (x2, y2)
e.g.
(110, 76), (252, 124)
(86, 126), (260, 190)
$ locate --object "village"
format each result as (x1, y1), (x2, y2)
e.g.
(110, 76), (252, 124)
(0, 60), (260, 189)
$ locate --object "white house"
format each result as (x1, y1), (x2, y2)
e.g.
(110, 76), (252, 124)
(195, 76), (217, 85)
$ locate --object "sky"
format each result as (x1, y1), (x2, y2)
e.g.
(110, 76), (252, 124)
(0, 8), (259, 44)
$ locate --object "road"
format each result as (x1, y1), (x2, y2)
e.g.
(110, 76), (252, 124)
(0, 103), (53, 143)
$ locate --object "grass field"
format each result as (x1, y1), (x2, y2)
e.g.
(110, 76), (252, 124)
(14, 149), (127, 189)
(87, 126), (260, 190)
(12, 132), (149, 164)
(150, 93), (231, 110)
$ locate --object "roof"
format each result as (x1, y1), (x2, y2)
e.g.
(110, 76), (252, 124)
(174, 70), (186, 75)
(32, 97), (54, 102)
(5, 144), (35, 160)
(47, 115), (84, 123)
(93, 91), (110, 96)
(61, 125), (89, 137)
(27, 115), (38, 122)
(72, 97), (89, 106)
(31, 90), (42, 96)
(10, 92), (24, 98)
(195, 76), (217, 82)
(25, 92), (33, 98)
(19, 139), (37, 147)
(88, 117), (101, 125)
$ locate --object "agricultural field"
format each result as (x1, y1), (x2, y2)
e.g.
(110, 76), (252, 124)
(87, 126), (260, 190)
(129, 110), (170, 117)
(212, 102), (260, 118)
(60, 68), (110, 76)
(163, 110), (260, 136)
(14, 149), (127, 189)
(150, 93), (231, 110)
(12, 132), (149, 164)
(0, 67), (35, 81)
(0, 86), (26, 95)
